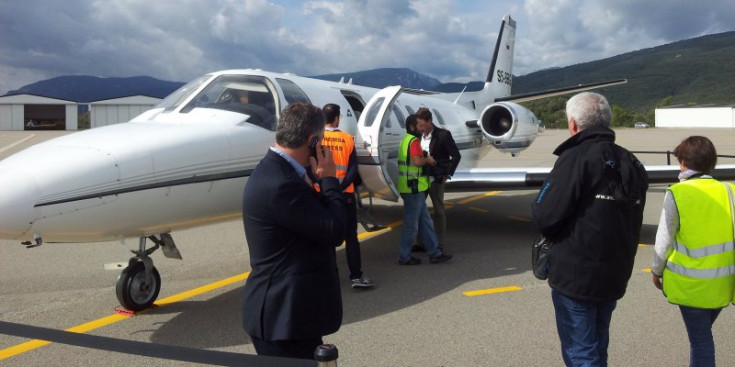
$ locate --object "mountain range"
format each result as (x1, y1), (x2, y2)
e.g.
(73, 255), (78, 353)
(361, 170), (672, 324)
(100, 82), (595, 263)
(6, 31), (734, 111)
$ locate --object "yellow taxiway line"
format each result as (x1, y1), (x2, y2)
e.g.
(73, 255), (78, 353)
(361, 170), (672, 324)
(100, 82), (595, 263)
(2, 190), (506, 360)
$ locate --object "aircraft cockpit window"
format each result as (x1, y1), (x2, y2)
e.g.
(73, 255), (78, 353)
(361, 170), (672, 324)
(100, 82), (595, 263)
(181, 75), (279, 131)
(158, 74), (212, 112)
(276, 78), (311, 105)
(405, 105), (416, 115)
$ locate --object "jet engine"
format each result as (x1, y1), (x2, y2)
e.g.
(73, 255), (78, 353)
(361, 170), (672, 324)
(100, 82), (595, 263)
(478, 102), (543, 156)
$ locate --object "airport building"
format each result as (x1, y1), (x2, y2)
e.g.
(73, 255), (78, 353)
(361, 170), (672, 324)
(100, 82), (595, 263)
(0, 94), (161, 131)
(89, 95), (162, 128)
(0, 94), (79, 130)
(655, 106), (735, 128)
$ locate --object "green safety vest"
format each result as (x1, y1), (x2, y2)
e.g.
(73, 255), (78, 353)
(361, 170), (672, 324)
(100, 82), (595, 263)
(663, 178), (735, 308)
(397, 134), (429, 194)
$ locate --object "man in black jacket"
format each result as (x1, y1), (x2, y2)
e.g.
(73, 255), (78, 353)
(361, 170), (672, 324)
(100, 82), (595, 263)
(241, 102), (346, 359)
(414, 107), (461, 251)
(532, 92), (648, 367)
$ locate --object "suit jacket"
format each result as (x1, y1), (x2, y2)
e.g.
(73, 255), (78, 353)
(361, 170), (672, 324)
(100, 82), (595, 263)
(241, 149), (346, 341)
(427, 126), (461, 177)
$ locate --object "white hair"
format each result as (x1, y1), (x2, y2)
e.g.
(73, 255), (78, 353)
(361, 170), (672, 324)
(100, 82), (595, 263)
(565, 92), (612, 130)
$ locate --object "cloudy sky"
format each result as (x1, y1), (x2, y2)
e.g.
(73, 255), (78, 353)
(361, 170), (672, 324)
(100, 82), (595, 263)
(1, 0), (734, 94)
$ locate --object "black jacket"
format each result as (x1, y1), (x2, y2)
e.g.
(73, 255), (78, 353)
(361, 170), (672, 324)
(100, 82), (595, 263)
(427, 126), (461, 178)
(241, 149), (346, 341)
(532, 127), (648, 301)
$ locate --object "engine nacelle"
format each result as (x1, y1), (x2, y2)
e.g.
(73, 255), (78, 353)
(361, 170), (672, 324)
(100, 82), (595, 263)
(478, 102), (542, 155)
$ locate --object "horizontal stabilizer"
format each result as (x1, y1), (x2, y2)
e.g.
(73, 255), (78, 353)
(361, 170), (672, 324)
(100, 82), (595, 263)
(496, 79), (627, 104)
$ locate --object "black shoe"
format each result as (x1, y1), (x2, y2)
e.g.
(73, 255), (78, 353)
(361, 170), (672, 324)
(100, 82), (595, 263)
(398, 257), (422, 265)
(429, 254), (453, 264)
(411, 245), (426, 252)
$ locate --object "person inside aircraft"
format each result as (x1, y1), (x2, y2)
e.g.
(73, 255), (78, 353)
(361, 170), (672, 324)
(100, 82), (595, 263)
(651, 136), (735, 367)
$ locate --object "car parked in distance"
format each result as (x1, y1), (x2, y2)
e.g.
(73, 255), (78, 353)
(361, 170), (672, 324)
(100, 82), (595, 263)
(634, 122), (650, 129)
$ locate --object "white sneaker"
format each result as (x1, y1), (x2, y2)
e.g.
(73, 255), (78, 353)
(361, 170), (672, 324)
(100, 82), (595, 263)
(351, 277), (374, 289)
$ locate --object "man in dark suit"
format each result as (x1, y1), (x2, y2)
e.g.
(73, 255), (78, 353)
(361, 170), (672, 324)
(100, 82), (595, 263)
(414, 107), (461, 251)
(241, 102), (347, 359)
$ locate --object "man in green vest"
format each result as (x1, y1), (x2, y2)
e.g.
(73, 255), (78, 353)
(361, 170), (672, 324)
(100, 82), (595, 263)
(397, 114), (452, 265)
(651, 135), (735, 366)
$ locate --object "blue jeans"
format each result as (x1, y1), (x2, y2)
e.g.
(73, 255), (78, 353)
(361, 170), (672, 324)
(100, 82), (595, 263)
(552, 289), (617, 367)
(679, 305), (722, 367)
(399, 192), (441, 261)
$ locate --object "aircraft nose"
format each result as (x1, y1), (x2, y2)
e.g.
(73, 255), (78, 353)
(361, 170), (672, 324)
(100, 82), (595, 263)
(0, 169), (39, 240)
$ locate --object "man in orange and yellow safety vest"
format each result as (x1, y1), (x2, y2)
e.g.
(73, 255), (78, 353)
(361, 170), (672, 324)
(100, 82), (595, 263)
(314, 103), (374, 289)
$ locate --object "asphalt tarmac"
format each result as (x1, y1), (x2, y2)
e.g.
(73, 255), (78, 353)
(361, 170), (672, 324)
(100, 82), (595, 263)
(1, 127), (735, 366)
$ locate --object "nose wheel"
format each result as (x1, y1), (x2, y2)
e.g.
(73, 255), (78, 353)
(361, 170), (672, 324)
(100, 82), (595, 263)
(116, 261), (161, 312)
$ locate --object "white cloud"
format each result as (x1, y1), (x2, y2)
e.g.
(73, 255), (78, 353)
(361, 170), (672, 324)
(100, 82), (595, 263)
(0, 0), (733, 94)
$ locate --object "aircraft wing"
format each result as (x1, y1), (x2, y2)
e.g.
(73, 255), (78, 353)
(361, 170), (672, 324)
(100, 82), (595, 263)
(496, 79), (628, 104)
(445, 164), (735, 192)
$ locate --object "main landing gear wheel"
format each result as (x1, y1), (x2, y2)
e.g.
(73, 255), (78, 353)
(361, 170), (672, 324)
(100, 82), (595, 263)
(116, 261), (161, 311)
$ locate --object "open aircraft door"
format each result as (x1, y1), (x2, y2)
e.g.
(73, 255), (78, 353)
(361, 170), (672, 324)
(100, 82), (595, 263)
(357, 86), (403, 202)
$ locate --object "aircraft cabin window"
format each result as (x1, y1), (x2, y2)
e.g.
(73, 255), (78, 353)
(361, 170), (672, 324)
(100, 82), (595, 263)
(432, 108), (447, 127)
(276, 78), (311, 105)
(363, 98), (384, 127)
(393, 106), (406, 128)
(405, 105), (416, 115)
(181, 75), (279, 131)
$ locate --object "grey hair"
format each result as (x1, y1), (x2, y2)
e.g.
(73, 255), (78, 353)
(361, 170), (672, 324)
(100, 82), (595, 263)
(565, 92), (612, 130)
(275, 102), (325, 149)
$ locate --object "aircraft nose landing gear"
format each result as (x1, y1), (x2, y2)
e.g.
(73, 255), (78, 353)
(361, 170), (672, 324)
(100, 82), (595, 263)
(115, 234), (179, 311)
(116, 260), (160, 312)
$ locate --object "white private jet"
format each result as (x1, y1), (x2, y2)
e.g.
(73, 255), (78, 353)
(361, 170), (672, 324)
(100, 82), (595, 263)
(1, 15), (733, 311)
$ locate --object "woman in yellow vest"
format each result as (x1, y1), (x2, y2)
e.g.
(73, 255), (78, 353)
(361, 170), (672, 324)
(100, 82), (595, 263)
(651, 136), (735, 367)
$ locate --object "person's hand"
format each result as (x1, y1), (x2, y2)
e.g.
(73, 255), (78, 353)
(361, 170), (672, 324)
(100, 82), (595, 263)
(426, 156), (437, 166)
(652, 274), (663, 290)
(310, 140), (336, 180)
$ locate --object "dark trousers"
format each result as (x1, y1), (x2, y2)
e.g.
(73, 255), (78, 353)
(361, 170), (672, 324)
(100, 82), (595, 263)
(680, 305), (722, 367)
(552, 289), (617, 367)
(251, 336), (323, 360)
(416, 179), (446, 248)
(344, 193), (362, 279)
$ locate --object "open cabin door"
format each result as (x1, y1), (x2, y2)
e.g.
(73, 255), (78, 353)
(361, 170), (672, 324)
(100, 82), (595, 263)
(357, 86), (403, 202)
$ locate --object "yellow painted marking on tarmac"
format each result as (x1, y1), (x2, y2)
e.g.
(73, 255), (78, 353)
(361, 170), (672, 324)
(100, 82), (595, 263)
(639, 243), (648, 247)
(463, 285), (523, 297)
(642, 268), (652, 273)
(507, 215), (530, 222)
(0, 339), (52, 360)
(0, 272), (251, 360)
(469, 207), (489, 213)
(0, 314), (130, 360)
(154, 271), (250, 306)
(456, 191), (501, 205)
(0, 134), (35, 154)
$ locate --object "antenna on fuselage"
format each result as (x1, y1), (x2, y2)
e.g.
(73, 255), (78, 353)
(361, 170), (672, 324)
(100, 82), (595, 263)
(453, 86), (468, 105)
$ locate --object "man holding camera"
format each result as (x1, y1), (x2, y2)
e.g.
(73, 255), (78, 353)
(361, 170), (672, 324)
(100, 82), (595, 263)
(414, 107), (461, 252)
(397, 114), (452, 265)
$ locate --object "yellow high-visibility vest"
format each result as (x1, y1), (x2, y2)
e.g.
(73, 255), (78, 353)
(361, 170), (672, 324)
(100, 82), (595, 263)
(397, 134), (428, 194)
(663, 178), (735, 308)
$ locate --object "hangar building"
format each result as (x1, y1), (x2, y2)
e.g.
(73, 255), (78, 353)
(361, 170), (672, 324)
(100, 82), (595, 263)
(89, 95), (161, 128)
(655, 106), (735, 128)
(0, 94), (78, 130)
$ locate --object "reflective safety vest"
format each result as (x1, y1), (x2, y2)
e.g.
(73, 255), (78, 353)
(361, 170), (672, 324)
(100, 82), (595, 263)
(663, 178), (735, 309)
(397, 134), (429, 194)
(314, 129), (355, 193)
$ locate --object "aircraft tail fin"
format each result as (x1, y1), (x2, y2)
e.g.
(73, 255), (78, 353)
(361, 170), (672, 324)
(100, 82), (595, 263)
(481, 15), (516, 102)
